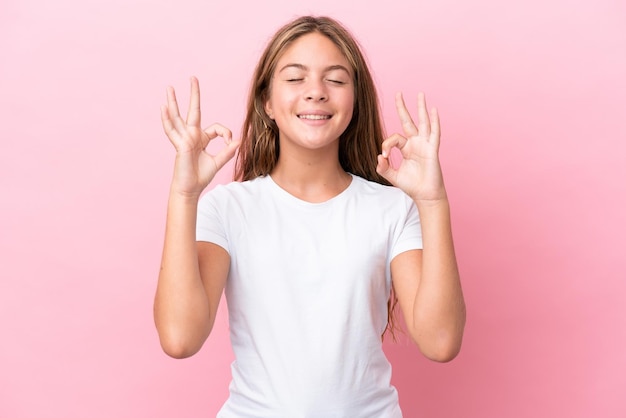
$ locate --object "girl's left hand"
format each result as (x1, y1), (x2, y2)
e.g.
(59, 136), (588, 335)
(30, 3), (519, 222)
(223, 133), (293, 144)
(376, 92), (448, 204)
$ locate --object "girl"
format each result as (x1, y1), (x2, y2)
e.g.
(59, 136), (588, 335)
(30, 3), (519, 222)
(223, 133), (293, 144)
(155, 15), (466, 417)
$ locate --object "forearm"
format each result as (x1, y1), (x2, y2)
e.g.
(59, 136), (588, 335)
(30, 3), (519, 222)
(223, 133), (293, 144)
(154, 190), (211, 358)
(412, 198), (466, 361)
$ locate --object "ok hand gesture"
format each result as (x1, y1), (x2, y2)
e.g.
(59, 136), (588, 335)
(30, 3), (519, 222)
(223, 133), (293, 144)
(376, 92), (447, 204)
(161, 77), (240, 198)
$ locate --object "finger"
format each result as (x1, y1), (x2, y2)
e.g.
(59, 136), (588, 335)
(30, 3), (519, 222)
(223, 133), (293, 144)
(416, 92), (431, 137)
(211, 137), (242, 171)
(430, 106), (441, 147)
(161, 104), (179, 138)
(165, 86), (188, 134)
(161, 105), (184, 149)
(376, 153), (398, 185)
(186, 76), (201, 127)
(160, 105), (174, 134)
(381, 133), (408, 158)
(166, 86), (182, 119)
(395, 92), (418, 137)
(203, 123), (233, 143)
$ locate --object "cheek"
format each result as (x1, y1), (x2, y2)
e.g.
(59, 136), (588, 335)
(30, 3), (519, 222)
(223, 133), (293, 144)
(347, 88), (355, 113)
(267, 89), (298, 117)
(345, 93), (355, 120)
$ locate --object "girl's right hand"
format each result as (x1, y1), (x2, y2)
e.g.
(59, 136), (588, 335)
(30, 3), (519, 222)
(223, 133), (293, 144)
(161, 76), (241, 198)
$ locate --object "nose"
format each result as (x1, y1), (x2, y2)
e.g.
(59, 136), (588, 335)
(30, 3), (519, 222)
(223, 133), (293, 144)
(305, 79), (328, 102)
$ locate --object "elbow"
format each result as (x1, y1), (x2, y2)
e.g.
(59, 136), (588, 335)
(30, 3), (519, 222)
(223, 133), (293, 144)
(421, 336), (463, 363)
(154, 308), (211, 359)
(160, 339), (199, 359)
(412, 320), (466, 363)
(158, 334), (203, 359)
(414, 304), (466, 362)
(155, 323), (206, 359)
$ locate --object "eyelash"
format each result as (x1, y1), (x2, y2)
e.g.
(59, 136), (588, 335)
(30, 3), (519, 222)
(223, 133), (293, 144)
(285, 78), (346, 85)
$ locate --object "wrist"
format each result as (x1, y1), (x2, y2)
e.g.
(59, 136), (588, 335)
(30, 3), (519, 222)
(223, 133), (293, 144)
(168, 186), (202, 204)
(412, 195), (450, 211)
(409, 184), (448, 207)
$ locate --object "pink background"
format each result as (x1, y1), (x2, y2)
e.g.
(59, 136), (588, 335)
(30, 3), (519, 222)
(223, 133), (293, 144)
(1, 0), (625, 416)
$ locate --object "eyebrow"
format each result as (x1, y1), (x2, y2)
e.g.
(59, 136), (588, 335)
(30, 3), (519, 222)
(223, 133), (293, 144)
(278, 63), (351, 75)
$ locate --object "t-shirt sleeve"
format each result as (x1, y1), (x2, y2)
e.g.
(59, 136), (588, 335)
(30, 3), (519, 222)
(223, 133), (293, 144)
(196, 189), (230, 253)
(390, 197), (423, 260)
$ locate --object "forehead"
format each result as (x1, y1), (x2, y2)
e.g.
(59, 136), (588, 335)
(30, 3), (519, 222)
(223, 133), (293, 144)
(275, 32), (351, 72)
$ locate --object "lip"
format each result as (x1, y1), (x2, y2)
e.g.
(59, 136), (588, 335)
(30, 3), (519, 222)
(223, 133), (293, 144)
(297, 110), (332, 118)
(297, 111), (333, 124)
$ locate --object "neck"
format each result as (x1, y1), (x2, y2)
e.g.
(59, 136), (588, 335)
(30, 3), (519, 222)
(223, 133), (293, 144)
(270, 147), (352, 203)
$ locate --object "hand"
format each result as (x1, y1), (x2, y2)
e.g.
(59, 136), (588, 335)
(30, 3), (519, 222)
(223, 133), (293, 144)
(376, 92), (447, 204)
(161, 77), (241, 197)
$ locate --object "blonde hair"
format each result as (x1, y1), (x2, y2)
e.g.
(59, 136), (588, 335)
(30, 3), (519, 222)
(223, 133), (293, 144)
(234, 15), (400, 339)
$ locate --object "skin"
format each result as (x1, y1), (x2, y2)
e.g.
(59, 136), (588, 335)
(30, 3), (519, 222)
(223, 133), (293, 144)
(154, 77), (238, 358)
(265, 33), (355, 202)
(378, 93), (466, 361)
(154, 33), (465, 362)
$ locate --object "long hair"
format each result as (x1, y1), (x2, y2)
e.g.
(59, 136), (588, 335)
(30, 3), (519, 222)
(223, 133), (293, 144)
(234, 15), (400, 339)
(234, 15), (389, 185)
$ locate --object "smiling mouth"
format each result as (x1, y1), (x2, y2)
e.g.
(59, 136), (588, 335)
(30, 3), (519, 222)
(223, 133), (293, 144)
(298, 114), (331, 120)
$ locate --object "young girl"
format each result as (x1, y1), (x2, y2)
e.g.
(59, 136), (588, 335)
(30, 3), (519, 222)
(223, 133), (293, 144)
(155, 15), (466, 417)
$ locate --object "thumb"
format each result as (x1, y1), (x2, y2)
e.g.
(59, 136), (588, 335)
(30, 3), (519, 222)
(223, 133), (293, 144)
(376, 154), (398, 186)
(212, 138), (242, 172)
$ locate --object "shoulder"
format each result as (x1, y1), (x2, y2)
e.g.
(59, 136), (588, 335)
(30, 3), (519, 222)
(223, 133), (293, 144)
(200, 176), (269, 201)
(197, 177), (271, 217)
(350, 175), (415, 208)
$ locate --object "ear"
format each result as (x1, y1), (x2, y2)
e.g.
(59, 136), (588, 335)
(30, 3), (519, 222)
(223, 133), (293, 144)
(264, 98), (274, 120)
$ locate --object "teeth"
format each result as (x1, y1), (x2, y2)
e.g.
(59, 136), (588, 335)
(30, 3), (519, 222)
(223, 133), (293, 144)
(298, 114), (331, 120)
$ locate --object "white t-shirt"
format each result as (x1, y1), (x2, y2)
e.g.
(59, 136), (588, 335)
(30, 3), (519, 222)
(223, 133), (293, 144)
(197, 174), (422, 418)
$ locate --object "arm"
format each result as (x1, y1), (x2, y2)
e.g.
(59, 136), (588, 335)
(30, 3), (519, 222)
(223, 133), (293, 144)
(377, 93), (466, 362)
(391, 201), (465, 362)
(154, 196), (230, 359)
(153, 77), (240, 358)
